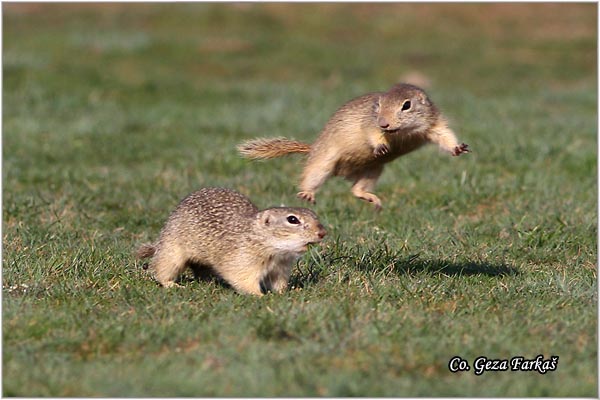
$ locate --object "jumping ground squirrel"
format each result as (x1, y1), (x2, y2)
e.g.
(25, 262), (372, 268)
(238, 83), (469, 210)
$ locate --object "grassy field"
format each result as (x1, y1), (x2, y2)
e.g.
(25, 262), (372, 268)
(3, 3), (597, 397)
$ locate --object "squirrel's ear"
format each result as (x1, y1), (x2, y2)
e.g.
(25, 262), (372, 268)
(418, 92), (430, 106)
(261, 214), (271, 226)
(373, 97), (381, 113)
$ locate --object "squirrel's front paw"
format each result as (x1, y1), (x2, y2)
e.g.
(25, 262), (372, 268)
(297, 191), (316, 204)
(373, 143), (390, 157)
(452, 143), (470, 156)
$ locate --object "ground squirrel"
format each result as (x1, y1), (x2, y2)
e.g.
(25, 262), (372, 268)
(238, 83), (469, 209)
(136, 187), (326, 295)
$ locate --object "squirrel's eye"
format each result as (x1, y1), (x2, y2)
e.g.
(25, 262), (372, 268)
(401, 100), (411, 111)
(286, 215), (300, 225)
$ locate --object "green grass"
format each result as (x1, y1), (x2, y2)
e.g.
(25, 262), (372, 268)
(3, 3), (597, 397)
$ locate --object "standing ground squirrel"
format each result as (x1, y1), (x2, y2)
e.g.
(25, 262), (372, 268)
(136, 187), (326, 295)
(238, 83), (470, 210)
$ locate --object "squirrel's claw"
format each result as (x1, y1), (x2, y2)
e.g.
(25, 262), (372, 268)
(373, 143), (390, 157)
(452, 143), (470, 156)
(297, 191), (316, 204)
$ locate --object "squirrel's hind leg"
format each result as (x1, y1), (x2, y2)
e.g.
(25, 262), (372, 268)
(297, 152), (336, 204)
(350, 165), (384, 210)
(151, 246), (189, 287)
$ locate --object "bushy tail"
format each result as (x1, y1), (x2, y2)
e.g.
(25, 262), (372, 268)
(237, 137), (311, 160)
(136, 243), (156, 259)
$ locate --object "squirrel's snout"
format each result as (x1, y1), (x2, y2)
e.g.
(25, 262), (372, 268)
(317, 224), (327, 240)
(377, 117), (390, 129)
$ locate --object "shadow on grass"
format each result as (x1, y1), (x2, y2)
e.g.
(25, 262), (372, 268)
(290, 247), (519, 289)
(139, 260), (231, 289)
(393, 257), (519, 277)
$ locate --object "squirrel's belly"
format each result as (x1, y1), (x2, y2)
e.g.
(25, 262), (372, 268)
(331, 134), (428, 177)
(333, 150), (380, 177)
